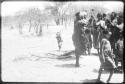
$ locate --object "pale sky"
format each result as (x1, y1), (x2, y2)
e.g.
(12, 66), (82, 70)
(1, 1), (54, 16)
(1, 1), (124, 16)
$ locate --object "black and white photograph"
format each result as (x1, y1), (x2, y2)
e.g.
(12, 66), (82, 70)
(1, 0), (124, 83)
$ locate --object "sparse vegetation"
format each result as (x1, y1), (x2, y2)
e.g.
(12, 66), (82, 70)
(2, 2), (123, 36)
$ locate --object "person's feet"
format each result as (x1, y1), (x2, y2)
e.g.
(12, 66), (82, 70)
(106, 79), (110, 83)
(96, 78), (101, 83)
(75, 64), (80, 67)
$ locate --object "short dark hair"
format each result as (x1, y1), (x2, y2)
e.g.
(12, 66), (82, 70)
(75, 12), (80, 17)
(97, 13), (102, 19)
(110, 12), (117, 21)
(103, 13), (106, 18)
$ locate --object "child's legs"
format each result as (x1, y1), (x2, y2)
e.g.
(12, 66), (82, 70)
(59, 42), (62, 48)
(97, 64), (103, 80)
(107, 69), (114, 82)
(105, 57), (115, 82)
(58, 41), (62, 50)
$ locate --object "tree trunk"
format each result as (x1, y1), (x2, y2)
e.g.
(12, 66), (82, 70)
(65, 18), (67, 29)
(61, 17), (63, 25)
(55, 18), (60, 25)
(39, 24), (42, 36)
(47, 24), (48, 29)
(19, 24), (23, 34)
(35, 24), (39, 34)
(29, 20), (32, 32)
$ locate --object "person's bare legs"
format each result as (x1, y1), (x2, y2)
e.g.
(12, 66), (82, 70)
(76, 55), (80, 67)
(59, 44), (61, 51)
(106, 57), (116, 83)
(107, 69), (114, 83)
(58, 42), (62, 51)
(97, 65), (103, 81)
(75, 49), (80, 67)
(88, 47), (91, 55)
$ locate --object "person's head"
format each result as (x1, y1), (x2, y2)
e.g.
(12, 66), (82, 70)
(105, 19), (111, 27)
(102, 13), (107, 19)
(110, 12), (117, 21)
(75, 12), (80, 20)
(117, 15), (123, 25)
(79, 11), (87, 19)
(91, 9), (94, 12)
(103, 30), (112, 39)
(97, 13), (102, 20)
(119, 12), (123, 19)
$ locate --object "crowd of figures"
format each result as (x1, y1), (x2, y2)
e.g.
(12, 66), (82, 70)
(71, 11), (123, 83)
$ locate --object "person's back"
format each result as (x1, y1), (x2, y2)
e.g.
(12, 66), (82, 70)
(101, 38), (112, 53)
(73, 19), (83, 37)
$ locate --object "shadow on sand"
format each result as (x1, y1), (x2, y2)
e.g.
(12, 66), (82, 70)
(29, 50), (100, 62)
(45, 50), (76, 61)
(92, 68), (118, 74)
(55, 63), (77, 68)
(91, 53), (99, 56)
(81, 79), (105, 83)
(47, 50), (75, 56)
(93, 68), (99, 73)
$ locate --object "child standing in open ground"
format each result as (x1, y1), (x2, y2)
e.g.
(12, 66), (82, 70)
(97, 30), (117, 83)
(56, 32), (63, 51)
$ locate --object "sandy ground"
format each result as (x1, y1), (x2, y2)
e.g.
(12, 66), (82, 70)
(1, 27), (123, 83)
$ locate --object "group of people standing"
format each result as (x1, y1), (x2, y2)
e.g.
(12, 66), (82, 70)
(55, 10), (123, 83)
(72, 10), (123, 83)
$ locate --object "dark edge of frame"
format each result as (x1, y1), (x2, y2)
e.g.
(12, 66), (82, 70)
(0, 0), (124, 84)
(0, 0), (125, 2)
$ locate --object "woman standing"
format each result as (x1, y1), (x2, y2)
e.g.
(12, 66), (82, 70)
(72, 11), (88, 67)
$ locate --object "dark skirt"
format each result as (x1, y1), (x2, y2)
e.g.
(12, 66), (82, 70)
(72, 34), (87, 55)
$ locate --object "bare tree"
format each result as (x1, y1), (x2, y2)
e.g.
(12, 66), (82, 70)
(15, 7), (48, 36)
(15, 12), (26, 34)
(45, 2), (68, 26)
